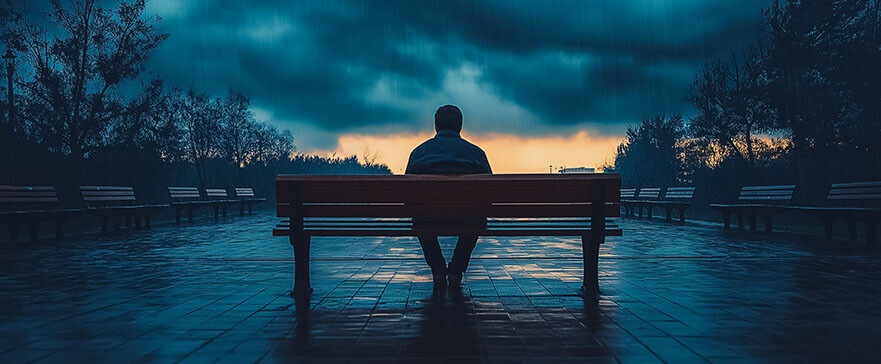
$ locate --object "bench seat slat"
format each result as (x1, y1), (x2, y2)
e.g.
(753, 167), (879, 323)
(277, 203), (620, 218)
(0, 197), (60, 203)
(828, 193), (881, 200)
(273, 229), (623, 237)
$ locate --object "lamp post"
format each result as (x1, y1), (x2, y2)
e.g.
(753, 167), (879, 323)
(4, 47), (15, 185)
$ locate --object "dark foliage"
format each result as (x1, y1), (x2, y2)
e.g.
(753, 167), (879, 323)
(612, 114), (685, 188)
(0, 0), (390, 206)
(613, 0), (881, 206)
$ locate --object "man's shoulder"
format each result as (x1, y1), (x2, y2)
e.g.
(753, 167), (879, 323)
(459, 137), (487, 155)
(410, 138), (436, 156)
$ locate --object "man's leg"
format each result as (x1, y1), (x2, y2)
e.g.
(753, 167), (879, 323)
(417, 235), (447, 275)
(448, 235), (478, 274)
(417, 235), (448, 297)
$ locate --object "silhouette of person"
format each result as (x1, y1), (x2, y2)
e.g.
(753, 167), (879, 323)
(406, 104), (492, 298)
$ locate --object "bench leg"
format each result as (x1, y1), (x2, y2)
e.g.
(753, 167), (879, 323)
(187, 208), (194, 222)
(248, 203), (253, 215)
(748, 214), (757, 232)
(6, 221), (21, 244)
(290, 235), (313, 298)
(222, 206), (227, 217)
(112, 216), (122, 232)
(646, 205), (653, 219)
(864, 220), (878, 246)
(846, 219), (857, 243)
(822, 217), (835, 242)
(763, 214), (774, 233)
(28, 221), (39, 242)
(212, 206), (219, 219)
(678, 207), (686, 224)
(53, 219), (65, 241)
(721, 211), (730, 229)
(580, 235), (603, 296)
(664, 207), (672, 223)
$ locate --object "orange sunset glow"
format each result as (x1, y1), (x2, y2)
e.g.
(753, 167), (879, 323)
(313, 131), (623, 174)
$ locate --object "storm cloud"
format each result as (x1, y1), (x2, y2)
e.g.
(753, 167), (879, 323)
(146, 0), (770, 149)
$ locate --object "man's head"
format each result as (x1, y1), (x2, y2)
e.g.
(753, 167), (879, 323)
(434, 104), (463, 132)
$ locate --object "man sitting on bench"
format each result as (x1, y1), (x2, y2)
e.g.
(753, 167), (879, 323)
(406, 104), (493, 298)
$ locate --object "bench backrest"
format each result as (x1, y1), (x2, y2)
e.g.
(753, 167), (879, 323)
(620, 188), (637, 200)
(637, 188), (661, 200)
(827, 181), (881, 208)
(663, 187), (695, 202)
(205, 188), (229, 200)
(234, 187), (256, 198)
(737, 185), (796, 205)
(169, 187), (201, 203)
(0, 185), (61, 211)
(80, 186), (138, 208)
(277, 174), (621, 228)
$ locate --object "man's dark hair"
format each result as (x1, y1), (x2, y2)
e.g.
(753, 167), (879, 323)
(435, 105), (463, 132)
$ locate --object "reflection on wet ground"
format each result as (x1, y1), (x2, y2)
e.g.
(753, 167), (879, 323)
(1, 211), (880, 363)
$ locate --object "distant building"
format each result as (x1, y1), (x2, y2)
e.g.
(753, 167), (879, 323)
(558, 166), (595, 174)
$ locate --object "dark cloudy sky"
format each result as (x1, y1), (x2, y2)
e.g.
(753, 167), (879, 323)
(143, 0), (769, 171)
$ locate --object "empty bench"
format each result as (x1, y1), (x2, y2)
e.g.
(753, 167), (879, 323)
(168, 187), (213, 223)
(620, 188), (637, 217)
(273, 174), (622, 298)
(205, 188), (236, 218)
(649, 187), (696, 224)
(622, 188), (660, 219)
(80, 186), (168, 232)
(788, 181), (881, 244)
(234, 187), (266, 214)
(0, 186), (81, 243)
(710, 185), (796, 232)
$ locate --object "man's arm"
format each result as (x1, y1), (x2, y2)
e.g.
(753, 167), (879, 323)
(480, 150), (492, 174)
(404, 149), (419, 175)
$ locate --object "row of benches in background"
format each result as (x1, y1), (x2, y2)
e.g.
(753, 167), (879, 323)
(620, 187), (695, 223)
(622, 181), (881, 244)
(0, 186), (266, 243)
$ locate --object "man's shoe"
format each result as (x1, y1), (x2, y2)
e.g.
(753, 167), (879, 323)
(431, 273), (447, 299)
(447, 271), (463, 289)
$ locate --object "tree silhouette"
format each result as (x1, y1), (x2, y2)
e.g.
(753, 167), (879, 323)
(16, 0), (167, 182)
(613, 114), (685, 188)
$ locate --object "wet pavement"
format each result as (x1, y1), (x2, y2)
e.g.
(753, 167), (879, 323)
(1, 211), (880, 363)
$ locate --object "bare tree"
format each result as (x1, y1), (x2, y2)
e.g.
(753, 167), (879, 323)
(16, 0), (167, 182)
(177, 88), (221, 189)
(219, 89), (257, 167)
(689, 46), (775, 170)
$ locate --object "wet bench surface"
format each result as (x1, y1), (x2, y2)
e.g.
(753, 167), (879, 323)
(1, 212), (880, 363)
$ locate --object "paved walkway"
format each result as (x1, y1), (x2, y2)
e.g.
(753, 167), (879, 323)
(1, 212), (880, 363)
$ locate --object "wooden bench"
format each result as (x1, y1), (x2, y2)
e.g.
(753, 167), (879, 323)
(168, 187), (212, 223)
(79, 186), (168, 232)
(788, 181), (881, 244)
(205, 188), (237, 218)
(233, 187), (266, 214)
(0, 186), (81, 243)
(649, 187), (696, 224)
(710, 185), (796, 232)
(620, 188), (637, 217)
(273, 174), (622, 298)
(630, 187), (661, 219)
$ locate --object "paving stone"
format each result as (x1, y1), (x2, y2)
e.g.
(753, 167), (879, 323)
(1, 212), (880, 363)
